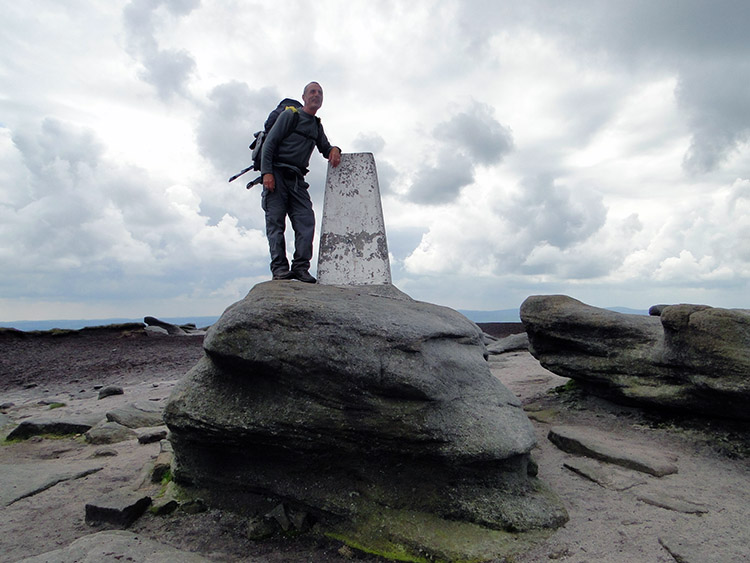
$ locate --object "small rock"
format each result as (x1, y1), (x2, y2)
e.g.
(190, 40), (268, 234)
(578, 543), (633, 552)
(98, 386), (124, 399)
(152, 499), (179, 516)
(85, 490), (152, 527)
(151, 451), (173, 483)
(137, 426), (168, 444)
(246, 516), (277, 540)
(486, 332), (529, 354)
(90, 447), (119, 458)
(265, 504), (291, 531)
(289, 510), (312, 531)
(649, 304), (668, 316)
(37, 398), (67, 406)
(85, 421), (137, 445)
(106, 401), (164, 429)
(181, 499), (207, 514)
(144, 316), (187, 335)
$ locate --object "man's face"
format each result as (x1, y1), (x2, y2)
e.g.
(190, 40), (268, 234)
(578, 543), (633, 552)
(303, 83), (323, 110)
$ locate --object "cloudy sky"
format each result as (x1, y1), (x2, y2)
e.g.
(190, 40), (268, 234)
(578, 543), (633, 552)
(2, 0), (750, 322)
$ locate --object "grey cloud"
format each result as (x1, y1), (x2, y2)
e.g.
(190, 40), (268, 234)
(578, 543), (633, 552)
(407, 101), (513, 205)
(3, 120), (182, 285)
(195, 82), (279, 176)
(439, 101), (513, 166)
(677, 60), (750, 173)
(138, 48), (196, 100)
(123, 0), (200, 100)
(546, 2), (750, 174)
(457, 1), (750, 174)
(408, 150), (474, 205)
(12, 118), (104, 180)
(507, 174), (607, 251)
(352, 132), (386, 153)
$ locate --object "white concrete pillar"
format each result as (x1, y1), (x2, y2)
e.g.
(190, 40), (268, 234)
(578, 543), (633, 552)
(317, 153), (392, 285)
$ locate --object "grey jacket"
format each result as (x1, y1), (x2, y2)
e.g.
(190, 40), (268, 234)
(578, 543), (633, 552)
(260, 108), (335, 176)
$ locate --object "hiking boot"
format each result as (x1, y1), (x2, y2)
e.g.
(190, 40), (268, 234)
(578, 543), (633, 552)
(272, 271), (294, 280)
(292, 270), (317, 284)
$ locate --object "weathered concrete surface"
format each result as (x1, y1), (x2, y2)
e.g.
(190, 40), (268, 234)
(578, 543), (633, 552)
(317, 152), (391, 285)
(548, 425), (678, 477)
(17, 530), (212, 562)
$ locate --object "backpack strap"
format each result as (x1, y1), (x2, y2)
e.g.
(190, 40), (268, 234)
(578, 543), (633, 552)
(286, 110), (320, 143)
(284, 106), (301, 139)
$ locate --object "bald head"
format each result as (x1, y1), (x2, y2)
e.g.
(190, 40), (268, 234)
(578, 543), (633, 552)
(301, 82), (324, 115)
(303, 81), (322, 96)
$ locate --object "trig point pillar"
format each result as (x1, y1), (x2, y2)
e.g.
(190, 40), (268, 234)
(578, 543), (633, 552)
(317, 152), (392, 285)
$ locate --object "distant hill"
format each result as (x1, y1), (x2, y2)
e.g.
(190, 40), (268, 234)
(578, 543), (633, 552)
(0, 316), (221, 332)
(458, 309), (522, 322)
(458, 306), (649, 323)
(1, 306), (651, 332)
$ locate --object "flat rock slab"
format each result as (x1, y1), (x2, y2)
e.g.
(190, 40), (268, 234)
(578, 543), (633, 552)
(85, 489), (152, 527)
(6, 413), (104, 440)
(17, 530), (212, 562)
(548, 425), (678, 477)
(137, 425), (168, 444)
(486, 333), (529, 355)
(0, 462), (103, 506)
(637, 490), (709, 514)
(98, 385), (124, 399)
(659, 531), (746, 563)
(85, 420), (137, 445)
(563, 457), (648, 491)
(106, 401), (164, 429)
(328, 506), (555, 563)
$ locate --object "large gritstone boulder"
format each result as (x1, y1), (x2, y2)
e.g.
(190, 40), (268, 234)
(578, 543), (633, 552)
(521, 294), (750, 420)
(164, 282), (567, 560)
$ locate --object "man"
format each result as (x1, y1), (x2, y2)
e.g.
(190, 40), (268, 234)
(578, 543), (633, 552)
(260, 82), (341, 283)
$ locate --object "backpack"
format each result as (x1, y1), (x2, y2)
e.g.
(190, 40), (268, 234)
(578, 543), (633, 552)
(228, 98), (317, 187)
(249, 98), (302, 172)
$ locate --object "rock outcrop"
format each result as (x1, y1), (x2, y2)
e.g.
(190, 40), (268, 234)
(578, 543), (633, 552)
(164, 282), (567, 559)
(521, 295), (750, 420)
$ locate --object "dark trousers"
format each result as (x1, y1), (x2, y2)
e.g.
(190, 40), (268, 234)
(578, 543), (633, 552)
(261, 168), (315, 275)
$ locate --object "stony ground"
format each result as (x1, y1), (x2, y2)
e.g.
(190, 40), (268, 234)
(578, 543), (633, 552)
(0, 325), (748, 562)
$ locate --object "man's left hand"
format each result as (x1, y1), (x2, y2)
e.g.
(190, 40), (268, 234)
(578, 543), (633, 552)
(329, 147), (342, 168)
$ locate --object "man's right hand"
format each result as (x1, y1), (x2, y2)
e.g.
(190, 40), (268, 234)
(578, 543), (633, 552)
(263, 173), (275, 192)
